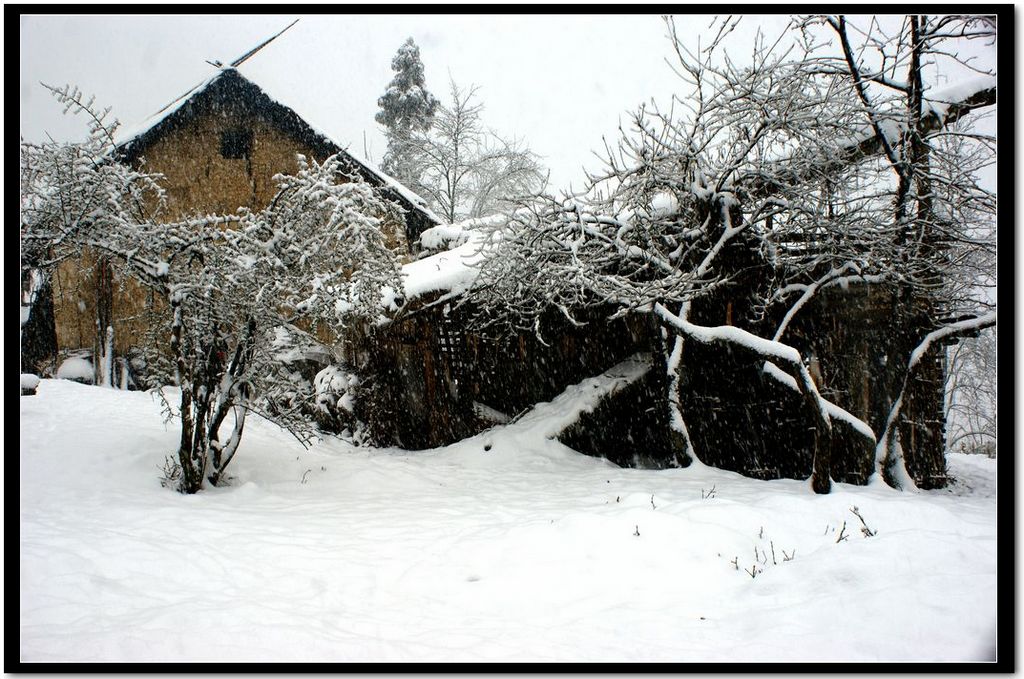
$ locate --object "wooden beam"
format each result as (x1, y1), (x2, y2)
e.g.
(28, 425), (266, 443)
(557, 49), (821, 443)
(740, 84), (997, 201)
(230, 19), (300, 69)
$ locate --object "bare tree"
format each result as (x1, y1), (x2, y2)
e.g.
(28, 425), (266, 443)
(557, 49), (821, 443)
(408, 79), (546, 223)
(21, 89), (405, 493)
(945, 326), (998, 456)
(808, 14), (998, 486)
(468, 14), (997, 492)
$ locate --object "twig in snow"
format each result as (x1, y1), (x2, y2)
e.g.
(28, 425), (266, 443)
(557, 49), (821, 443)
(770, 541), (777, 565)
(650, 494), (657, 510)
(158, 455), (182, 490)
(301, 469), (312, 484)
(782, 549), (795, 562)
(702, 485), (716, 500)
(836, 520), (848, 543)
(633, 525), (641, 537)
(850, 506), (876, 537)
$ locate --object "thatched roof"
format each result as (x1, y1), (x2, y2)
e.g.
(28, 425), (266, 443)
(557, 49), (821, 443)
(115, 68), (441, 237)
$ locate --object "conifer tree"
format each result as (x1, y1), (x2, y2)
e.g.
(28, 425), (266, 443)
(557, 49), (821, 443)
(376, 37), (440, 188)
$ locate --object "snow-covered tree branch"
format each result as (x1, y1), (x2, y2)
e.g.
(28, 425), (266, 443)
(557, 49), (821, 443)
(403, 79), (547, 224)
(21, 89), (405, 493)
(466, 14), (997, 492)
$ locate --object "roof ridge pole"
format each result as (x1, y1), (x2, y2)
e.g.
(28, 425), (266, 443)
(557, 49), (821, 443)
(230, 18), (300, 69)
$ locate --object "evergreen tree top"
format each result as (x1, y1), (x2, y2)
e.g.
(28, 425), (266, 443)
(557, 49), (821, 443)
(376, 37), (439, 134)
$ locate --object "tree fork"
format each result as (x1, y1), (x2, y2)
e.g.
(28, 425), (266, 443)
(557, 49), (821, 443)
(654, 305), (834, 493)
(875, 312), (997, 488)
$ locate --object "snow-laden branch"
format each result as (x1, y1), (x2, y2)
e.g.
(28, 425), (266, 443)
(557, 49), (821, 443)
(772, 263), (888, 342)
(739, 76), (997, 201)
(761, 362), (876, 444)
(872, 311), (997, 489)
(654, 302), (834, 493)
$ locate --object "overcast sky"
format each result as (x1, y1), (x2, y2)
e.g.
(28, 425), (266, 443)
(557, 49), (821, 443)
(18, 12), (794, 192)
(20, 13), (996, 194)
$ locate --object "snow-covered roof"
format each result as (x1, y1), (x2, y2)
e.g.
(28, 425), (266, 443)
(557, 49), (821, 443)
(368, 215), (506, 314)
(400, 216), (503, 302)
(112, 72), (222, 148)
(114, 68), (441, 226)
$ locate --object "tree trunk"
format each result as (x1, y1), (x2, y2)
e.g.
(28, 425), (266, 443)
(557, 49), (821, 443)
(654, 304), (834, 492)
(20, 270), (58, 375)
(93, 257), (115, 387)
(874, 312), (997, 488)
(170, 298), (205, 494)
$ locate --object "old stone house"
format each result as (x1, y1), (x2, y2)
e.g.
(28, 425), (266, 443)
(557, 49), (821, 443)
(45, 67), (439, 365)
(25, 67), (953, 491)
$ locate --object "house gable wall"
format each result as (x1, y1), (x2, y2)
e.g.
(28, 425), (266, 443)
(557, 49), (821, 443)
(52, 98), (407, 358)
(134, 108), (324, 219)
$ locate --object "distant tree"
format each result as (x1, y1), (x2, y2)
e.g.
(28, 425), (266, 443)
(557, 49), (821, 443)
(945, 326), (997, 455)
(375, 37), (440, 188)
(410, 79), (546, 223)
(21, 87), (405, 494)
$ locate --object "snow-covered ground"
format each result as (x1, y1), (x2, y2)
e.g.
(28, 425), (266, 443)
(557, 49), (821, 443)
(20, 379), (998, 663)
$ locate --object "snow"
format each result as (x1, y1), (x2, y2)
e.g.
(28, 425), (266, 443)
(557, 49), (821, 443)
(656, 305), (803, 366)
(923, 75), (998, 120)
(21, 374), (41, 391)
(419, 214), (507, 251)
(396, 218), (504, 305)
(502, 353), (651, 439)
(314, 365), (358, 414)
(399, 243), (482, 304)
(649, 191), (680, 218)
(473, 401), (511, 424)
(19, 378), (998, 662)
(821, 402), (875, 443)
(55, 356), (94, 383)
(269, 327), (330, 365)
(909, 312), (997, 371)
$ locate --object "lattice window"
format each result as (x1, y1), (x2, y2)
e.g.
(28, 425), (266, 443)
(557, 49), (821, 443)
(437, 314), (466, 372)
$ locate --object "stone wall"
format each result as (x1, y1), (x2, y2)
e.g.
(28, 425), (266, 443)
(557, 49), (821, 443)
(52, 108), (406, 357)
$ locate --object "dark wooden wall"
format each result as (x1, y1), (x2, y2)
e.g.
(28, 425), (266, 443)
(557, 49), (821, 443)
(355, 298), (665, 452)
